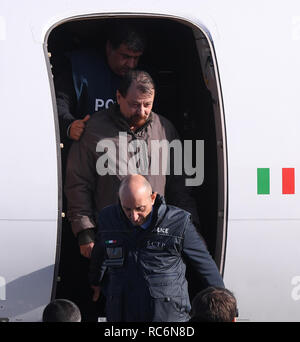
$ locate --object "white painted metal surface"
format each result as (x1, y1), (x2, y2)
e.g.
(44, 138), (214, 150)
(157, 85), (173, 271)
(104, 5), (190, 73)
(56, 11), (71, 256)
(0, 0), (300, 321)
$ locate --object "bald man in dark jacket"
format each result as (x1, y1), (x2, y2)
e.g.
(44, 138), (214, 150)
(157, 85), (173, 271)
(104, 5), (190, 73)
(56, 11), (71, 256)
(89, 175), (224, 322)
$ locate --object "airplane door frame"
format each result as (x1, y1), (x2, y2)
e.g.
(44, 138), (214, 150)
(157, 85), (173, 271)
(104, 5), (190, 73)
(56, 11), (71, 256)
(43, 13), (228, 291)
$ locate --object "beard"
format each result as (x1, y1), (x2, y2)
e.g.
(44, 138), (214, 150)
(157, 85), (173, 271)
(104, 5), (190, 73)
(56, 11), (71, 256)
(127, 113), (149, 129)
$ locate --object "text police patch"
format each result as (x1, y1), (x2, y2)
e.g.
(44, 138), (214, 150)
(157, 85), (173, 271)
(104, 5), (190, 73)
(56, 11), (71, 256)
(155, 227), (169, 234)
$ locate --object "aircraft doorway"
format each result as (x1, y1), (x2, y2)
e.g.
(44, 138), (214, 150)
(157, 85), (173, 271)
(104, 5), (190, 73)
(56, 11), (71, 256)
(46, 15), (227, 320)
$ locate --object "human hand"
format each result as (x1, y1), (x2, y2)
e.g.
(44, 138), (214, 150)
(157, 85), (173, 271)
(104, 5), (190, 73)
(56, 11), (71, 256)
(69, 114), (90, 140)
(79, 241), (94, 258)
(91, 285), (101, 302)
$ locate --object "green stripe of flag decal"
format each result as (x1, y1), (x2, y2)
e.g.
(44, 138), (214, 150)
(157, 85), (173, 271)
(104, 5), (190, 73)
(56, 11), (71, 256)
(257, 168), (270, 194)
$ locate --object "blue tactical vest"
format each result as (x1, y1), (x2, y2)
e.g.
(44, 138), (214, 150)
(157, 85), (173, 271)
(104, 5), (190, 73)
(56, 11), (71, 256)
(69, 49), (121, 115)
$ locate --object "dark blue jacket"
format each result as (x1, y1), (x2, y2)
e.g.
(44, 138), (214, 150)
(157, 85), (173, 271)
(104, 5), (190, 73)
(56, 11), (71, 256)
(89, 195), (224, 322)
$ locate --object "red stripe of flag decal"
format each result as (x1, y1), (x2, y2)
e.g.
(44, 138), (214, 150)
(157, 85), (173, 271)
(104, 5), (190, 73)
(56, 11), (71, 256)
(282, 168), (295, 194)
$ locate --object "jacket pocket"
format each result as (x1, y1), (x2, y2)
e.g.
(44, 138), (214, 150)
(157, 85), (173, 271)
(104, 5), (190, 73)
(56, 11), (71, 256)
(104, 246), (124, 268)
(147, 274), (189, 322)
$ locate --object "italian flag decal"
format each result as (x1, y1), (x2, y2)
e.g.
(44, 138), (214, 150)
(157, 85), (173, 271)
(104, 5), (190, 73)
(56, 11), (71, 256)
(257, 168), (295, 195)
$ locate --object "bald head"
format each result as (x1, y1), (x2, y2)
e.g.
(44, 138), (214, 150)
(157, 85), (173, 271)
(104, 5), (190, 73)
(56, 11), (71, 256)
(119, 175), (157, 226)
(119, 174), (152, 200)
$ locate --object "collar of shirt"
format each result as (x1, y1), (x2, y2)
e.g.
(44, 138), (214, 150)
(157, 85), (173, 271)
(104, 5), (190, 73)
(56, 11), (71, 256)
(139, 209), (153, 230)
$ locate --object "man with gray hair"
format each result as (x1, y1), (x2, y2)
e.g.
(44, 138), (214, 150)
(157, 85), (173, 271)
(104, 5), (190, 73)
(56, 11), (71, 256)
(65, 69), (200, 258)
(89, 174), (224, 322)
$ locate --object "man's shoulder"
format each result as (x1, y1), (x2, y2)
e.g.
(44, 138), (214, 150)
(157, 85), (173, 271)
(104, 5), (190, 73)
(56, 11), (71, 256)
(85, 106), (114, 129)
(98, 204), (120, 223)
(78, 106), (119, 147)
(67, 48), (109, 79)
(89, 107), (111, 121)
(68, 48), (105, 62)
(163, 204), (191, 227)
(151, 111), (173, 126)
(165, 204), (191, 217)
(154, 204), (191, 238)
(151, 112), (178, 135)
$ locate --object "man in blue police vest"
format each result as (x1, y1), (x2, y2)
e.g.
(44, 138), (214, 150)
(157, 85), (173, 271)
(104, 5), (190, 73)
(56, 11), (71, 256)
(55, 22), (146, 143)
(89, 174), (224, 322)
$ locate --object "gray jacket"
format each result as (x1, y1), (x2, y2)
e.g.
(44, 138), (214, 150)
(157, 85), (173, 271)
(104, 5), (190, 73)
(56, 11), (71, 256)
(65, 104), (199, 244)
